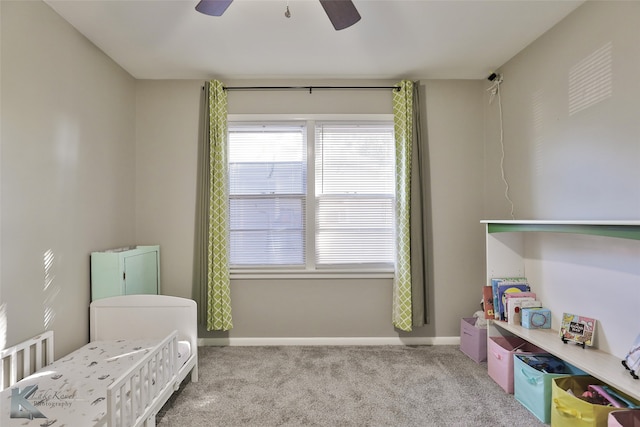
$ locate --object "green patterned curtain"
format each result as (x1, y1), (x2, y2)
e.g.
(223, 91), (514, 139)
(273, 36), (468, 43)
(206, 80), (233, 331)
(392, 80), (430, 331)
(392, 80), (414, 331)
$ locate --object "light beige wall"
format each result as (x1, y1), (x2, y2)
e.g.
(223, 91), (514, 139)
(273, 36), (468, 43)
(484, 1), (640, 220)
(483, 1), (640, 356)
(134, 79), (486, 340)
(3, 0), (636, 353)
(224, 79), (396, 115)
(135, 81), (202, 299)
(0, 0), (4, 353)
(0, 1), (136, 356)
(425, 80), (485, 336)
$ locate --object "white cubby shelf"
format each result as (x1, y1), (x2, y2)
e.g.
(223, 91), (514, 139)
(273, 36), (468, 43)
(482, 219), (640, 401)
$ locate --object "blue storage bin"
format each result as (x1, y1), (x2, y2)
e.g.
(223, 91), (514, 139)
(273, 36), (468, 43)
(514, 353), (587, 423)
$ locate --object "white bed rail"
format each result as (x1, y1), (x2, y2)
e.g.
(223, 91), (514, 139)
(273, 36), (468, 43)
(107, 331), (179, 427)
(0, 331), (54, 391)
(90, 295), (199, 384)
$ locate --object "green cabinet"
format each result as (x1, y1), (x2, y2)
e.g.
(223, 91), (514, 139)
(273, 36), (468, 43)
(90, 245), (160, 301)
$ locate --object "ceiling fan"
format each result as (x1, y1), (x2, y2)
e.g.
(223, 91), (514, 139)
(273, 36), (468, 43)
(195, 0), (361, 31)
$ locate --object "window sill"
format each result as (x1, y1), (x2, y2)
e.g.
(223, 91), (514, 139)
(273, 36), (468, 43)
(230, 269), (394, 280)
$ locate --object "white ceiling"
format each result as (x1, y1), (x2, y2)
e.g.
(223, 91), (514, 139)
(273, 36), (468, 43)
(44, 0), (584, 81)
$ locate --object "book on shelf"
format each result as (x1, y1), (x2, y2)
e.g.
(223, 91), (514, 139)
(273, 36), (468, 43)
(505, 292), (539, 325)
(482, 286), (494, 319)
(559, 312), (597, 346)
(490, 277), (528, 320)
(512, 300), (542, 326)
(497, 282), (531, 321)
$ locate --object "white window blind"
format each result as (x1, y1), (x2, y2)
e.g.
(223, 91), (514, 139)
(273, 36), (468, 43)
(228, 119), (395, 271)
(315, 123), (395, 267)
(228, 124), (307, 267)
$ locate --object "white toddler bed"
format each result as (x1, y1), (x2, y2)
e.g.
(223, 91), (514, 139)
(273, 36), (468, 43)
(0, 295), (198, 427)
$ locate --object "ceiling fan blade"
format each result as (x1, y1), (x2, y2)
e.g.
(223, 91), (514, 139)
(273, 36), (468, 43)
(319, 0), (361, 31)
(195, 0), (234, 16)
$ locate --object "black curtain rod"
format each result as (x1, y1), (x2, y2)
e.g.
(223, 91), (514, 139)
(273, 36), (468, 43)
(222, 85), (400, 93)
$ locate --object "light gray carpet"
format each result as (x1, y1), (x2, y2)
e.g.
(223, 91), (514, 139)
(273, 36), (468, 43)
(157, 345), (545, 426)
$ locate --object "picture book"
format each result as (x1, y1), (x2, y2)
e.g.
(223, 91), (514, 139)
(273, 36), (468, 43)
(587, 385), (624, 408)
(560, 313), (597, 347)
(504, 292), (538, 324)
(490, 277), (527, 320)
(482, 286), (494, 319)
(510, 300), (543, 326)
(497, 282), (531, 321)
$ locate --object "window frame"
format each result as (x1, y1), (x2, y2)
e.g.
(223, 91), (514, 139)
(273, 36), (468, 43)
(227, 121), (308, 269)
(227, 114), (396, 279)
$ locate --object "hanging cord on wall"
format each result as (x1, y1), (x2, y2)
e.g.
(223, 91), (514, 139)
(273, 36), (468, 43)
(487, 74), (515, 220)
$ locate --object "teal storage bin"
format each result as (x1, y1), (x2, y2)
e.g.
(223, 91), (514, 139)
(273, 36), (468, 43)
(514, 353), (587, 423)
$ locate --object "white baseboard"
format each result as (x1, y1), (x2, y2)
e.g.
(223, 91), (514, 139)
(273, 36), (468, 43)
(198, 336), (460, 347)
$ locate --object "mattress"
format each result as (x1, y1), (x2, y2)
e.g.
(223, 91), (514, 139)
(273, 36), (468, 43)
(177, 340), (191, 368)
(1, 337), (188, 426)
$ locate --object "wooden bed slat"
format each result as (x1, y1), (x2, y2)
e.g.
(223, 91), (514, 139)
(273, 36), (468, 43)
(107, 331), (178, 427)
(0, 331), (54, 391)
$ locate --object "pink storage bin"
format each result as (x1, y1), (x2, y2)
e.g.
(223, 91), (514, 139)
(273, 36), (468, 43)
(609, 410), (640, 427)
(460, 317), (487, 363)
(487, 335), (545, 393)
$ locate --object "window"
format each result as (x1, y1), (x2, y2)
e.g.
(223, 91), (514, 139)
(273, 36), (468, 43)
(315, 123), (395, 266)
(228, 124), (306, 267)
(228, 117), (395, 271)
